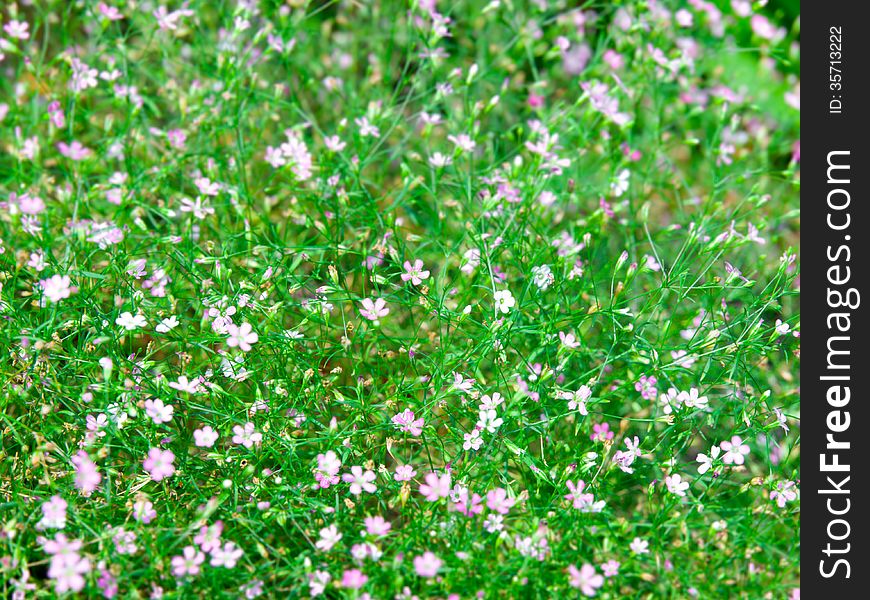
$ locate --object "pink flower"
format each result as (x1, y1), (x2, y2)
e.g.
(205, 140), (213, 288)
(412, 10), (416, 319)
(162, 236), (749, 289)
(363, 516), (392, 536)
(57, 141), (92, 160)
(590, 422), (613, 443)
(3, 20), (30, 40)
(393, 464), (416, 482)
(15, 193), (46, 215)
(169, 376), (202, 394)
(601, 559), (620, 577)
(98, 3), (125, 21)
(144, 398), (174, 424)
(559, 331), (581, 348)
(528, 93), (545, 108)
(452, 487), (483, 517)
(278, 133), (313, 180)
(401, 259), (430, 285)
(486, 487), (516, 515)
(71, 451), (101, 494)
(143, 448), (175, 481)
(315, 451), (342, 488)
(751, 14), (784, 41)
(153, 5), (194, 31)
(232, 422), (262, 448)
(603, 49), (624, 70)
(48, 553), (91, 594)
(171, 546), (205, 577)
(111, 528), (137, 554)
(194, 177), (221, 196)
(193, 426), (219, 447)
(720, 436), (750, 465)
(580, 81), (630, 126)
(210, 542), (243, 568)
(133, 498), (157, 523)
(564, 479), (593, 510)
(42, 533), (82, 557)
(359, 297), (389, 321)
(355, 117), (380, 138)
(39, 274), (74, 303)
(568, 563), (604, 597)
(38, 496), (68, 530)
(226, 322), (259, 352)
(413, 551), (442, 578)
(167, 129), (187, 148)
(634, 374), (658, 400)
(324, 135), (346, 152)
(316, 524), (342, 552)
(392, 409), (424, 436)
(419, 472), (451, 501)
(448, 134), (476, 152)
(342, 466), (377, 495)
(770, 481), (798, 508)
(560, 386), (591, 414)
(340, 568), (368, 589)
(194, 521), (223, 552)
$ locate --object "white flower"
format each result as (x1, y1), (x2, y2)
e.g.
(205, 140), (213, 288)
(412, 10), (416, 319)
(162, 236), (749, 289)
(680, 388), (708, 410)
(355, 117), (380, 138)
(561, 386), (592, 414)
(448, 134), (476, 153)
(671, 350), (696, 368)
(476, 409), (503, 433)
(194, 177), (220, 196)
(463, 429), (483, 451)
(665, 474), (690, 497)
(179, 197), (214, 219)
(531, 265), (554, 290)
(168, 376), (201, 394)
(156, 315), (180, 333)
(478, 392), (504, 411)
(309, 570), (331, 596)
(493, 289), (516, 314)
(659, 388), (682, 415)
(696, 445), (721, 474)
(315, 524), (342, 552)
(629, 537), (649, 555)
(116, 311), (147, 330)
(614, 436), (641, 473)
(611, 169), (630, 197)
(429, 152), (452, 167)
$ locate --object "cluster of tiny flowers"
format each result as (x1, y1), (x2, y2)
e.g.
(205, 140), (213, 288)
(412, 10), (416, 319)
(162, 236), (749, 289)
(0, 0), (799, 597)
